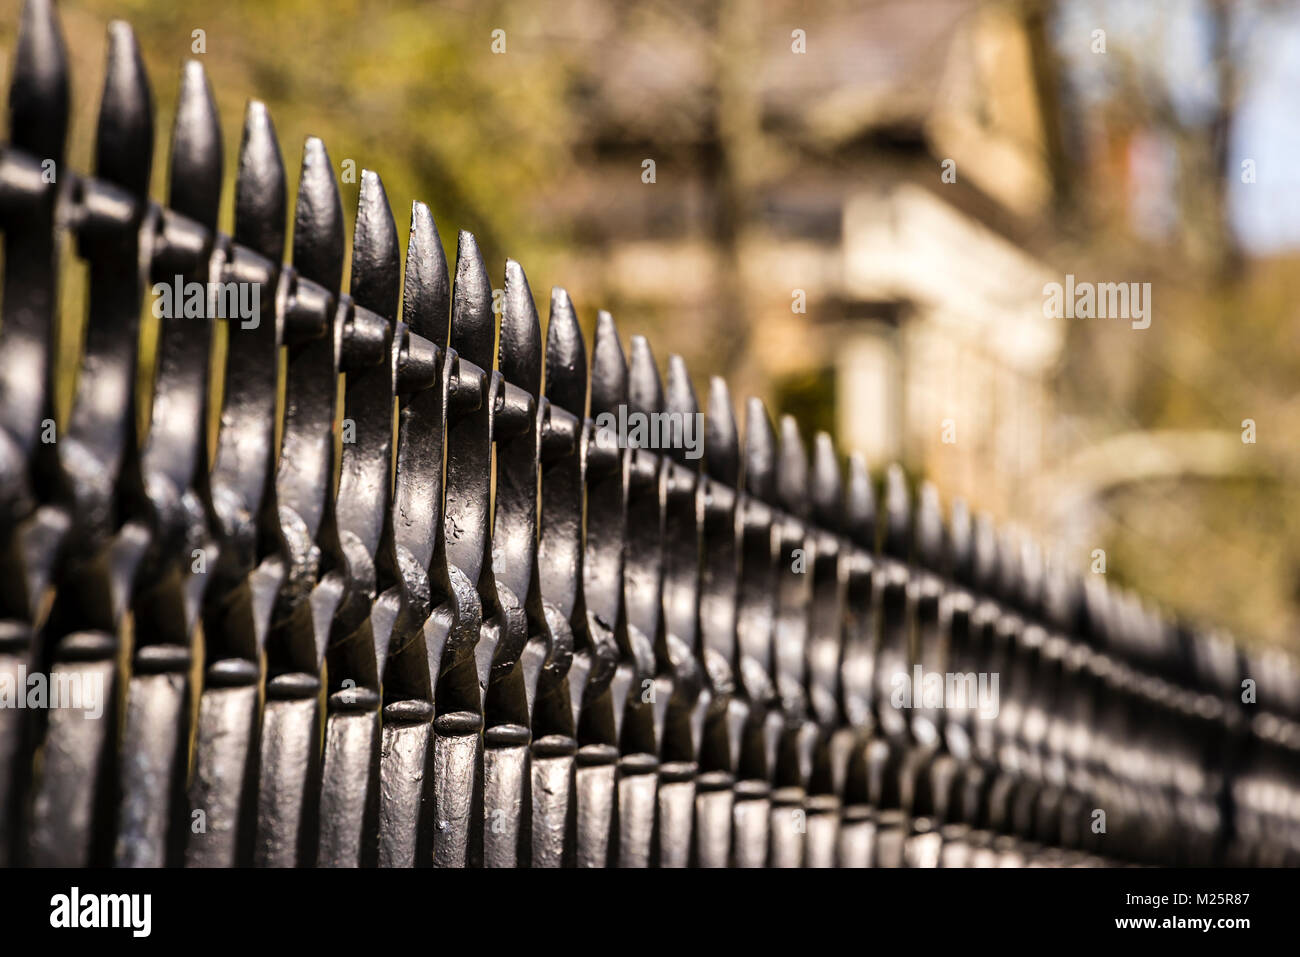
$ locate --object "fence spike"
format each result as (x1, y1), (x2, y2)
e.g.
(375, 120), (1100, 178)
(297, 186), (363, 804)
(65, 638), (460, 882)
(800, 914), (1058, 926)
(350, 169), (400, 322)
(741, 397), (776, 504)
(450, 230), (493, 366)
(949, 499), (973, 587)
(233, 101), (285, 263)
(967, 512), (995, 598)
(627, 335), (663, 424)
(10, 0), (68, 162)
(499, 258), (541, 394)
(590, 310), (627, 419)
(293, 138), (344, 292)
(539, 286), (586, 623)
(96, 21), (152, 198)
(168, 60), (221, 228)
(916, 481), (944, 574)
(810, 433), (841, 529)
(543, 287), (587, 417)
(883, 463), (911, 561)
(664, 354), (698, 469)
(844, 453), (875, 552)
(777, 415), (809, 519)
(704, 376), (738, 486)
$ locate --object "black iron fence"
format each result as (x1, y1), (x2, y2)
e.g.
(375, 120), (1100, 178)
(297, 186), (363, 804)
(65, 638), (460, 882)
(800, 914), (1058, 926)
(0, 0), (1297, 868)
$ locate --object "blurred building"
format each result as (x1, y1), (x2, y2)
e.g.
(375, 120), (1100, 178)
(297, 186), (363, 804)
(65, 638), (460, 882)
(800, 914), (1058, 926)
(540, 0), (1065, 524)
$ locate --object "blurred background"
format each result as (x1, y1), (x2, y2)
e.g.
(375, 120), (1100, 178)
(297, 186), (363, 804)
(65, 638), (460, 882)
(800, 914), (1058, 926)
(3, 0), (1299, 649)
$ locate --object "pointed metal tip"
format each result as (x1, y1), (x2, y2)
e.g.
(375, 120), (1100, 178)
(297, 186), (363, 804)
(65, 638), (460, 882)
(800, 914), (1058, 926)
(293, 137), (344, 292)
(590, 312), (627, 416)
(544, 286), (587, 415)
(665, 355), (697, 418)
(106, 18), (135, 47)
(401, 200), (449, 343)
(627, 336), (663, 418)
(996, 524), (1022, 603)
(776, 416), (808, 517)
(96, 18), (153, 198)
(810, 433), (841, 526)
(244, 97), (269, 124)
(450, 230), (493, 365)
(916, 482), (944, 570)
(949, 498), (973, 583)
(350, 168), (400, 320)
(705, 376), (738, 486)
(845, 453), (876, 550)
(742, 398), (777, 503)
(457, 229), (480, 259)
(1019, 534), (1044, 611)
(302, 134), (328, 164)
(233, 98), (286, 263)
(595, 309), (617, 344)
(972, 512), (999, 592)
(883, 464), (911, 559)
(10, 0), (70, 161)
(500, 258), (541, 394)
(660, 355), (698, 468)
(168, 58), (222, 228)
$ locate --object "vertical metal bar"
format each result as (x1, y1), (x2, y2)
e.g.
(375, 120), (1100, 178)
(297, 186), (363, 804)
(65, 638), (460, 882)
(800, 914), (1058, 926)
(694, 377), (741, 868)
(573, 311), (628, 867)
(28, 19), (154, 868)
(0, 0), (67, 867)
(187, 99), (286, 868)
(481, 258), (542, 868)
(374, 200), (448, 867)
(733, 398), (780, 867)
(836, 454), (880, 866)
(252, 136), (346, 868)
(770, 416), (815, 867)
(530, 288), (593, 868)
(317, 169), (401, 868)
(429, 230), (493, 868)
(803, 433), (846, 867)
(614, 336), (667, 868)
(116, 57), (223, 868)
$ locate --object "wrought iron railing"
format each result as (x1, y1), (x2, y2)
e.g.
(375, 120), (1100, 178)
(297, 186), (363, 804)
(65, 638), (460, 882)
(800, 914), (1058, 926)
(0, 0), (1297, 867)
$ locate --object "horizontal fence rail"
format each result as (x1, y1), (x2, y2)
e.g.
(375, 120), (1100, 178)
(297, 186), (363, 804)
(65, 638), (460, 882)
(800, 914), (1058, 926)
(0, 0), (1298, 868)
